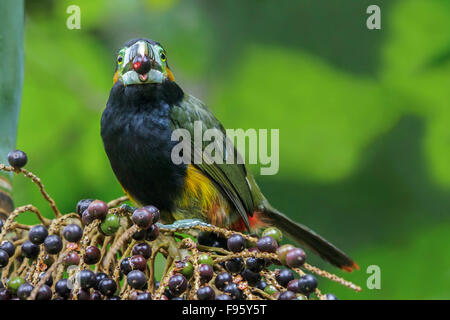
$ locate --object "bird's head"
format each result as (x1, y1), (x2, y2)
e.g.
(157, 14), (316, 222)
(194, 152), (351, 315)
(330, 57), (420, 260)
(113, 38), (175, 86)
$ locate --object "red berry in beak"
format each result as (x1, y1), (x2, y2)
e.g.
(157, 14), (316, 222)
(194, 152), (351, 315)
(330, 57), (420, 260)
(132, 55), (151, 75)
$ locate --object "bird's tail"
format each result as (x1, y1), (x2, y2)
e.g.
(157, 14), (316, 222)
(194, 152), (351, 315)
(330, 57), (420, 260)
(261, 206), (359, 272)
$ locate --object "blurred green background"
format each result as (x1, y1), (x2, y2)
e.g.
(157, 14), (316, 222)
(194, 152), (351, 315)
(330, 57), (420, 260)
(8, 0), (450, 299)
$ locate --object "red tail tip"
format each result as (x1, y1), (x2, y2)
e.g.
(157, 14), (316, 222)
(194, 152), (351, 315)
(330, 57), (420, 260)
(341, 262), (360, 272)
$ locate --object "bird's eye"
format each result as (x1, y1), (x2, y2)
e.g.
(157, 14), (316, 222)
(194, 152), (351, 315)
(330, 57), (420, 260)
(160, 51), (166, 62)
(117, 56), (123, 64)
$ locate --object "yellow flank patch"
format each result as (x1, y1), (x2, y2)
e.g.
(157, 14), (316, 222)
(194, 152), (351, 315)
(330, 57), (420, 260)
(180, 165), (217, 213)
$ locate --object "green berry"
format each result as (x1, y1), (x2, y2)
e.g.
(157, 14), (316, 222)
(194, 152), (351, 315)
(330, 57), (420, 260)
(7, 276), (25, 294)
(264, 284), (278, 296)
(100, 213), (120, 236)
(179, 261), (194, 279)
(276, 244), (295, 265)
(262, 227), (283, 243)
(198, 253), (214, 267)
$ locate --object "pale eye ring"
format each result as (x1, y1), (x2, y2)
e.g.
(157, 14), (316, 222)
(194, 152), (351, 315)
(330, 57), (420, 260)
(117, 55), (123, 64)
(160, 51), (166, 62)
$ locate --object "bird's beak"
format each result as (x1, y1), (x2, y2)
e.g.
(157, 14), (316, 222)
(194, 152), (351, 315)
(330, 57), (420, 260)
(121, 41), (164, 85)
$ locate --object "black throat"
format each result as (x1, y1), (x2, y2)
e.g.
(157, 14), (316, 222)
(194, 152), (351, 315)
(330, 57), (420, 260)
(101, 80), (186, 212)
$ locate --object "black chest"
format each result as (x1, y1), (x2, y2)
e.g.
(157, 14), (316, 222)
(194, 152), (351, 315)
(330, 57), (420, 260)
(101, 81), (186, 212)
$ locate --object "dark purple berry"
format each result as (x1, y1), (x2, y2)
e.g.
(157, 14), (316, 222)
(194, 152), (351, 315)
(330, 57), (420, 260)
(256, 281), (267, 291)
(84, 245), (101, 264)
(286, 248), (306, 268)
(98, 278), (117, 297)
(81, 210), (94, 225)
(7, 150), (27, 168)
(137, 292), (152, 300)
(0, 288), (10, 300)
(275, 269), (295, 287)
(199, 264), (214, 282)
(216, 294), (232, 300)
(287, 279), (300, 293)
(168, 274), (188, 296)
(163, 287), (175, 299)
(223, 283), (243, 300)
(130, 254), (147, 271)
(197, 232), (214, 246)
(38, 272), (53, 286)
(227, 234), (246, 252)
(76, 288), (90, 300)
(0, 249), (9, 268)
(127, 270), (147, 289)
(225, 258), (244, 273)
(120, 258), (132, 275)
(256, 236), (278, 253)
(132, 243), (152, 259)
(62, 224), (83, 243)
(132, 208), (153, 229)
(28, 225), (48, 245)
(36, 284), (52, 300)
(297, 274), (318, 295)
(44, 235), (63, 254)
(78, 269), (96, 289)
(94, 272), (108, 290)
(21, 240), (39, 259)
(55, 279), (71, 298)
(143, 205), (160, 223)
(145, 224), (159, 241)
(214, 272), (233, 290)
(278, 290), (296, 300)
(17, 282), (33, 300)
(63, 251), (80, 266)
(76, 199), (94, 216)
(88, 200), (108, 220)
(246, 257), (264, 273)
(197, 285), (215, 300)
(241, 268), (261, 286)
(0, 241), (15, 257)
(132, 229), (147, 240)
(90, 290), (102, 300)
(212, 238), (227, 249)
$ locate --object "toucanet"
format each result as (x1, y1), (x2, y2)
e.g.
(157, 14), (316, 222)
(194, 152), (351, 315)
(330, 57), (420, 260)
(101, 38), (358, 271)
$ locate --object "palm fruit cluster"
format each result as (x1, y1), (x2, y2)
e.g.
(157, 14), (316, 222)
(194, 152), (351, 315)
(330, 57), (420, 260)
(0, 150), (360, 300)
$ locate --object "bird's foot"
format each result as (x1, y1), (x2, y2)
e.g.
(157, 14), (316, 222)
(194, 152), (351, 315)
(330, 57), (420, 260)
(156, 219), (212, 231)
(119, 204), (137, 214)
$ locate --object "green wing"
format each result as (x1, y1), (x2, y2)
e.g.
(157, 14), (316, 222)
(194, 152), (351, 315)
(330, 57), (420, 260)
(170, 94), (256, 230)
